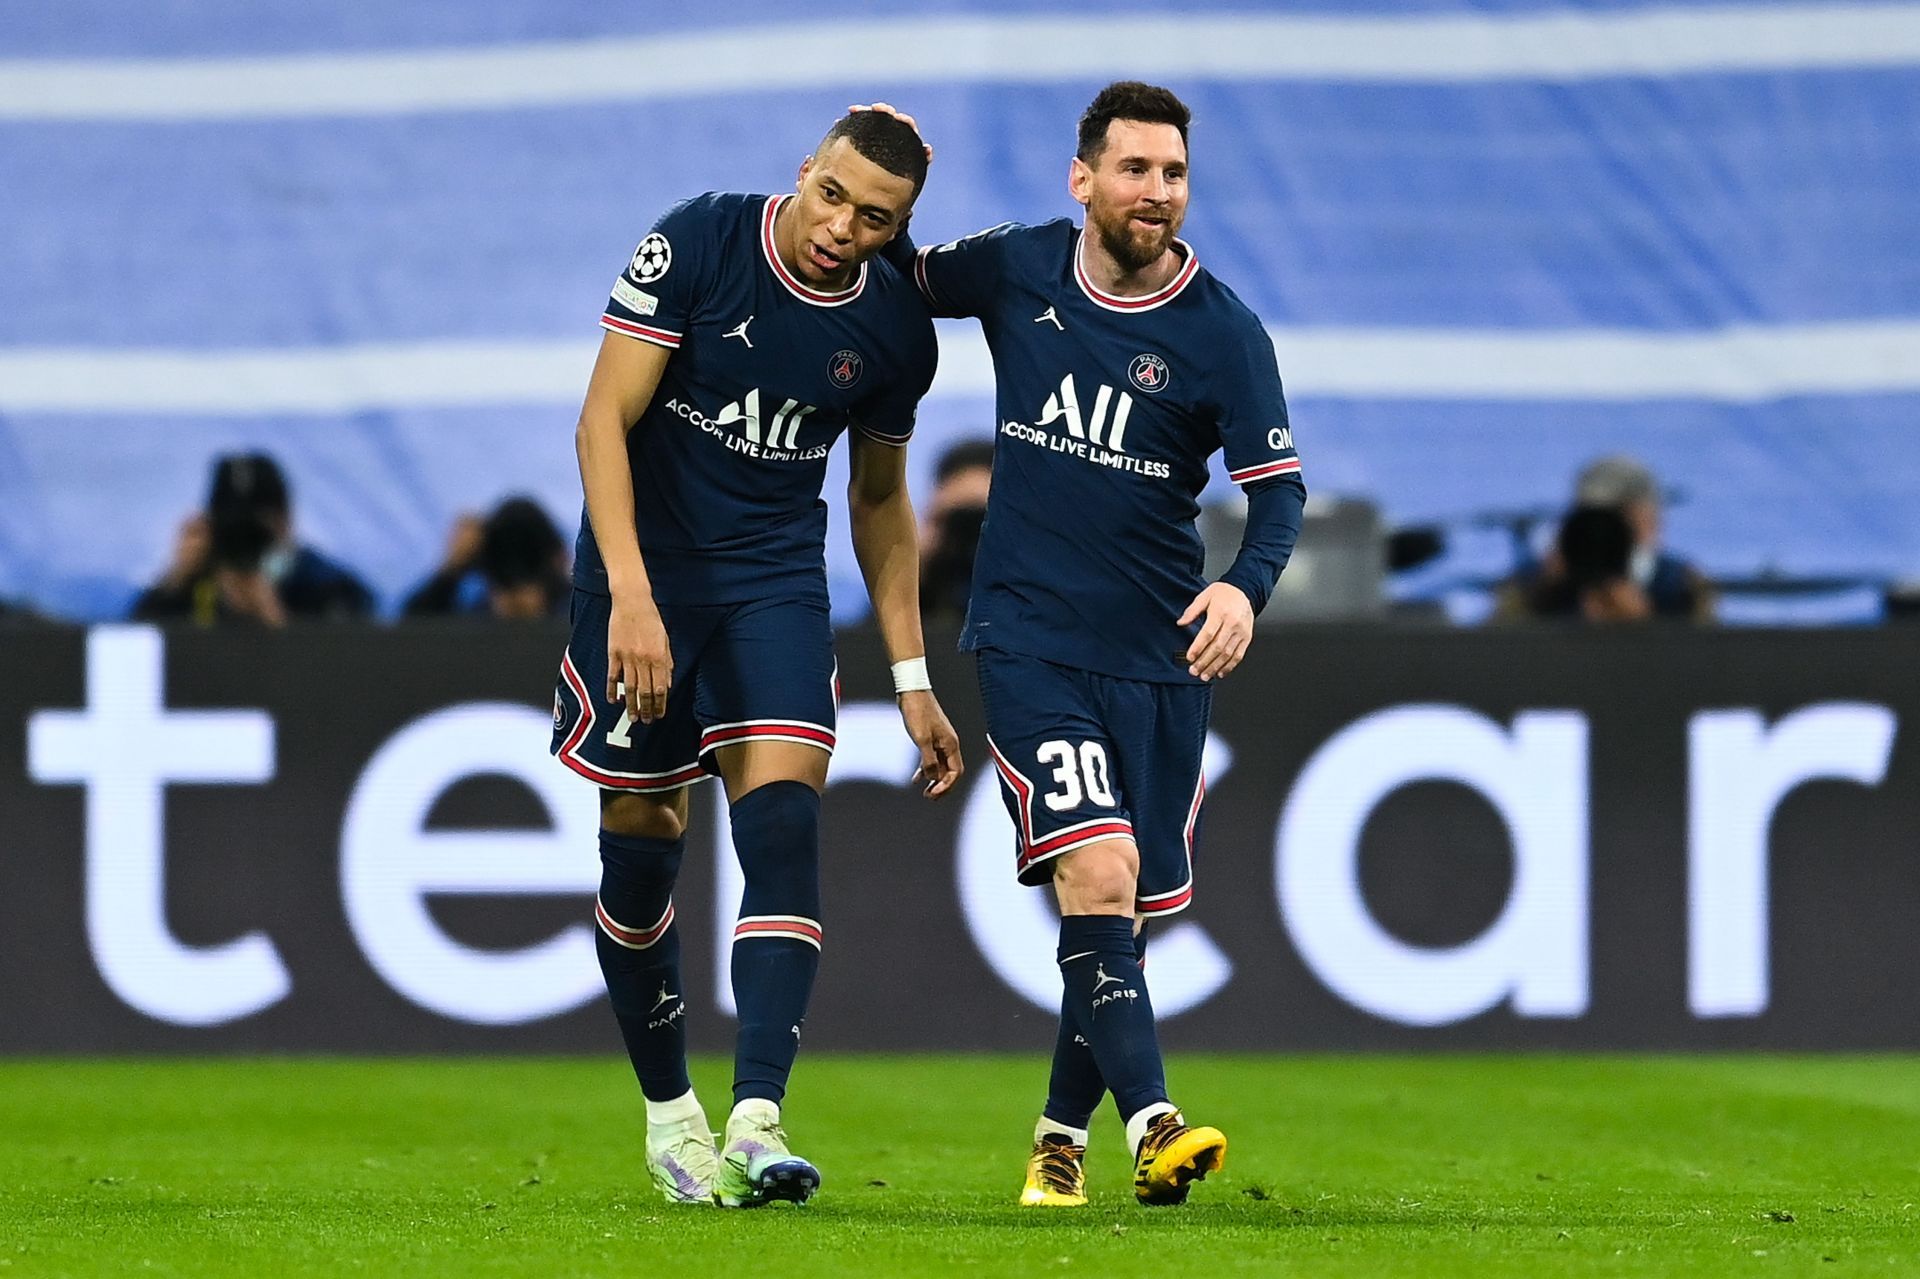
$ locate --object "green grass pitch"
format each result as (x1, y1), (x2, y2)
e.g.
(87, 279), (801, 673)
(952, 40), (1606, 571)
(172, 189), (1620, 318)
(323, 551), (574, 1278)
(4, 1055), (1917, 1276)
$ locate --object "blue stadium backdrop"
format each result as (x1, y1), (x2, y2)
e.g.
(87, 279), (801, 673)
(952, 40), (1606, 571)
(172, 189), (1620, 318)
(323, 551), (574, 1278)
(3, 0), (1919, 621)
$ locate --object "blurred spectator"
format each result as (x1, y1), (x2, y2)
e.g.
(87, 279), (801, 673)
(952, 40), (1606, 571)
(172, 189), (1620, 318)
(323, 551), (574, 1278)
(1575, 455), (1714, 619)
(132, 454), (374, 626)
(1524, 506), (1652, 622)
(1500, 454), (1715, 622)
(403, 497), (568, 620)
(919, 440), (994, 621)
(1887, 578), (1920, 622)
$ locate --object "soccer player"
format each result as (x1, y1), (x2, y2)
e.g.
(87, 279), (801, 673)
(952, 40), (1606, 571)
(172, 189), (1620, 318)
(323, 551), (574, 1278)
(549, 110), (964, 1208)
(892, 83), (1306, 1206)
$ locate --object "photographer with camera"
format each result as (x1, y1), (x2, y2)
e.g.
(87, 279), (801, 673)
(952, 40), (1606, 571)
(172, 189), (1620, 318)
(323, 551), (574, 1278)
(131, 453), (375, 626)
(401, 496), (569, 621)
(919, 439), (994, 625)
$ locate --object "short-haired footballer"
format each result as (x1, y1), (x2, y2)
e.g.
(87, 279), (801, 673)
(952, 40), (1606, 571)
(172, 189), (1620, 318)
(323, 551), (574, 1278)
(552, 108), (964, 1208)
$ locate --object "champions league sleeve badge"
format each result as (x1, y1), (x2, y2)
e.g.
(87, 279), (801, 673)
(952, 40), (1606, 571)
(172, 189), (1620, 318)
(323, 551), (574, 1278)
(628, 233), (672, 284)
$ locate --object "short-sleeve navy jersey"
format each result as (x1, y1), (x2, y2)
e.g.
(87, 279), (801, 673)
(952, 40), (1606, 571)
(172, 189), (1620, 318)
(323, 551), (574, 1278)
(914, 220), (1303, 683)
(573, 192), (938, 605)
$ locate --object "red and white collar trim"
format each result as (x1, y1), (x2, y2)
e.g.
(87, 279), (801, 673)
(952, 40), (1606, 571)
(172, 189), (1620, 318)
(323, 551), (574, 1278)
(1073, 230), (1199, 313)
(761, 194), (867, 307)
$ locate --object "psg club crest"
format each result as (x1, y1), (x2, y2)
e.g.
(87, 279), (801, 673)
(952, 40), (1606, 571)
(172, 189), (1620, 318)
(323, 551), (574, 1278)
(1128, 352), (1170, 394)
(628, 233), (672, 283)
(829, 349), (864, 389)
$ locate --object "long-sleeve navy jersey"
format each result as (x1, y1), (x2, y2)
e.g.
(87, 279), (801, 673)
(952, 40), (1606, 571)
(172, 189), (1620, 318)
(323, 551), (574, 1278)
(913, 219), (1305, 683)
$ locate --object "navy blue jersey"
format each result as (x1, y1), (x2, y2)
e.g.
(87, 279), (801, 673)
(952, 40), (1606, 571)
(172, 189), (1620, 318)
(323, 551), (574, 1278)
(574, 191), (938, 604)
(914, 220), (1303, 683)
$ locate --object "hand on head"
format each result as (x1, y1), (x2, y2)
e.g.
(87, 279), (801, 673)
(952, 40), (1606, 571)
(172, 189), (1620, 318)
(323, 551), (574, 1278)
(847, 103), (933, 163)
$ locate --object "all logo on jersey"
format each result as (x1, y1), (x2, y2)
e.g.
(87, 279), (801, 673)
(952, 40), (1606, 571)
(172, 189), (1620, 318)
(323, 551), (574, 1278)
(717, 388), (818, 450)
(1128, 353), (1170, 394)
(628, 233), (672, 283)
(997, 373), (1172, 480)
(1039, 373), (1134, 451)
(828, 349), (864, 388)
(664, 388), (826, 460)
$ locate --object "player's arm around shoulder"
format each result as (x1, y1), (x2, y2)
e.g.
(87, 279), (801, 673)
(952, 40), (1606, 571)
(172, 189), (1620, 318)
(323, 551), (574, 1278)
(577, 331), (676, 723)
(846, 431), (964, 798)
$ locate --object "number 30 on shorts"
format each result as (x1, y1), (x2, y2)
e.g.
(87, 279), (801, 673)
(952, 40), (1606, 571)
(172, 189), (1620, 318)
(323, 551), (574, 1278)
(1036, 739), (1116, 811)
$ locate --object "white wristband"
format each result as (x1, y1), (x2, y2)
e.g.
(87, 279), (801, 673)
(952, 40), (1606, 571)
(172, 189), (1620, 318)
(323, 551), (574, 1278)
(891, 657), (933, 695)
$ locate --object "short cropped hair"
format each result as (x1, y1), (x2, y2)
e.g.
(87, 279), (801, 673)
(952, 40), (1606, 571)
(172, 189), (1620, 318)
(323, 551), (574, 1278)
(1076, 81), (1192, 164)
(818, 111), (929, 199)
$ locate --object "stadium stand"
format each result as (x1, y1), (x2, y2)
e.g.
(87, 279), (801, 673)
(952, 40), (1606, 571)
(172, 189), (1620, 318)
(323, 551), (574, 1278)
(2, 0), (1916, 622)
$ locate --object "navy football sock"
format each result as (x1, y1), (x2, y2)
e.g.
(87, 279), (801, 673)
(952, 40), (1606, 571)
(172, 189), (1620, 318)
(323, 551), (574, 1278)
(727, 780), (823, 1107)
(1057, 915), (1169, 1124)
(1043, 922), (1150, 1130)
(594, 830), (691, 1104)
(1042, 997), (1102, 1131)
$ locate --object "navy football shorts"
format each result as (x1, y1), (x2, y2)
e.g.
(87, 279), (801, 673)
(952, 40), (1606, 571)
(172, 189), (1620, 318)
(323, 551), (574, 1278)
(976, 646), (1211, 917)
(551, 590), (838, 792)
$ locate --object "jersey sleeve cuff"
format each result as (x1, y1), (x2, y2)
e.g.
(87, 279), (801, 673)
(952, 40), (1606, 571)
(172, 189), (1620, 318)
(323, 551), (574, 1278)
(911, 245), (939, 309)
(855, 422), (913, 447)
(1219, 564), (1273, 617)
(600, 314), (683, 348)
(1228, 457), (1302, 485)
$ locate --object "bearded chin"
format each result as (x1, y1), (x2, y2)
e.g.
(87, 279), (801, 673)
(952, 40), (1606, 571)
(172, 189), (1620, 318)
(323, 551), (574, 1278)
(1094, 211), (1171, 274)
